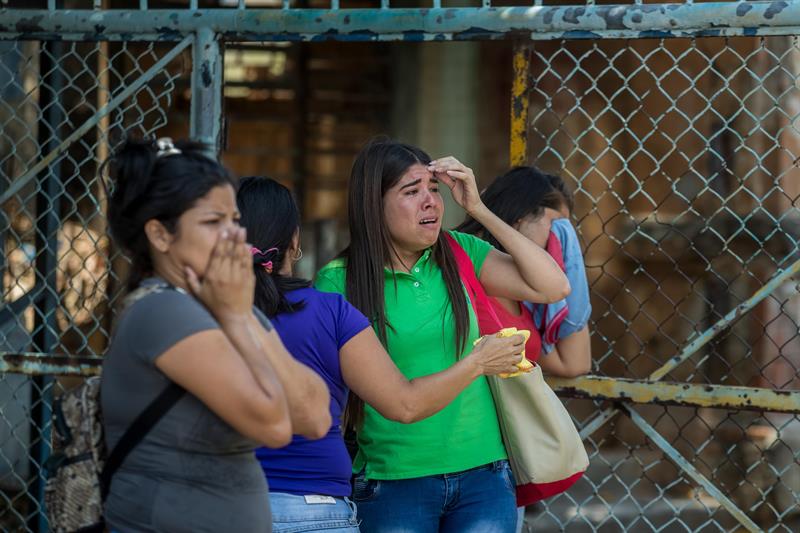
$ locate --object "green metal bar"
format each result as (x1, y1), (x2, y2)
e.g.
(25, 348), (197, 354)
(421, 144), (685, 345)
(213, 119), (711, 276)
(0, 35), (192, 207)
(649, 257), (800, 381)
(3, 4), (800, 41)
(550, 375), (800, 414)
(621, 403), (761, 533)
(190, 28), (223, 157)
(0, 353), (102, 377)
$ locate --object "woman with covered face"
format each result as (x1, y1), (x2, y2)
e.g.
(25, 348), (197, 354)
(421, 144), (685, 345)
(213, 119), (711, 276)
(458, 166), (592, 379)
(315, 138), (570, 532)
(101, 138), (330, 532)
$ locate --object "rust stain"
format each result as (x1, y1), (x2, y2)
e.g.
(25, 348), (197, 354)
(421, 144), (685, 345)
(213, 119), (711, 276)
(509, 43), (530, 166)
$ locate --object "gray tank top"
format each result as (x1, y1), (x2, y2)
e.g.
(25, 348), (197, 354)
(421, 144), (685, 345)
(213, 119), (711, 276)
(101, 278), (271, 532)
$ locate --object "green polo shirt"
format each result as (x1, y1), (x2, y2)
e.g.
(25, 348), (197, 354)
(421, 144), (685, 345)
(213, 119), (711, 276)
(314, 230), (507, 480)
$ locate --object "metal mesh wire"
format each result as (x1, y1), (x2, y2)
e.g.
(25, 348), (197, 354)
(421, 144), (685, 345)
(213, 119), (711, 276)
(523, 35), (800, 531)
(0, 39), (189, 530)
(0, 16), (799, 533)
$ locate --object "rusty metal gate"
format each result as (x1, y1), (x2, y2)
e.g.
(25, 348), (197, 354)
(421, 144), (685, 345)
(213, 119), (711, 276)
(1, 1), (800, 532)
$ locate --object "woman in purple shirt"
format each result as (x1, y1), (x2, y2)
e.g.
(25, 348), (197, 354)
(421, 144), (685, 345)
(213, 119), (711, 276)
(236, 177), (525, 533)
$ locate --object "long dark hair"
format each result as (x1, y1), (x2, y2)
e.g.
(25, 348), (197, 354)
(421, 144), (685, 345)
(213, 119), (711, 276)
(237, 176), (311, 318)
(457, 166), (572, 252)
(342, 137), (471, 428)
(106, 137), (235, 290)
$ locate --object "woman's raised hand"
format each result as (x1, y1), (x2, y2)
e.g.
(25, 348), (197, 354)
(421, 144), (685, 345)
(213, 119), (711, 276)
(185, 226), (256, 322)
(467, 334), (527, 376)
(428, 156), (484, 216)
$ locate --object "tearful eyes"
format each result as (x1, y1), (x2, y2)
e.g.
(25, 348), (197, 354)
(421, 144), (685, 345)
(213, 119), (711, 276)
(405, 188), (439, 196)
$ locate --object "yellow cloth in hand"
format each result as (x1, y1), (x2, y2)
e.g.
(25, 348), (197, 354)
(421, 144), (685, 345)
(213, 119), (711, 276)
(474, 327), (533, 378)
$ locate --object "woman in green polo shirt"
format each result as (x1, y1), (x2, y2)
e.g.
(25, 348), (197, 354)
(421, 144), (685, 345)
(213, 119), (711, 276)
(315, 138), (570, 533)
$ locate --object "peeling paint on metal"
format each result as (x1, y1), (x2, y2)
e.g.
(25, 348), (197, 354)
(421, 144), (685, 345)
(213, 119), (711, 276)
(201, 60), (211, 87)
(604, 6), (628, 30)
(509, 43), (529, 167)
(549, 376), (800, 414)
(563, 7), (586, 25)
(0, 352), (102, 377)
(765, 1), (789, 19)
(4, 5), (800, 42)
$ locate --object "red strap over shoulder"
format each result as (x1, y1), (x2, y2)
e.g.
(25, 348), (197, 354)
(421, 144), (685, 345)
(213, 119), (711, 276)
(444, 232), (502, 330)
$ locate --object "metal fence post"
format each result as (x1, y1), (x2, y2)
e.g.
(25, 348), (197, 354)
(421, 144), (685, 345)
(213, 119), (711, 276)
(510, 42), (531, 167)
(190, 27), (223, 159)
(29, 39), (65, 533)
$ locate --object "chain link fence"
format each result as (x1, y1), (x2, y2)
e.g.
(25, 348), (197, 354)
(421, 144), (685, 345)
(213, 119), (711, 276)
(0, 38), (190, 530)
(522, 35), (800, 532)
(1, 3), (800, 533)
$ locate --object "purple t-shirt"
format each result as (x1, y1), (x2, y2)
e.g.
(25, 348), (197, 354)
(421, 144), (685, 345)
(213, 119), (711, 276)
(256, 286), (370, 497)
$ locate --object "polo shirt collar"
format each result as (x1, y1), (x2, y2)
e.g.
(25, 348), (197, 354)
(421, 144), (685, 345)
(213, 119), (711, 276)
(384, 247), (433, 276)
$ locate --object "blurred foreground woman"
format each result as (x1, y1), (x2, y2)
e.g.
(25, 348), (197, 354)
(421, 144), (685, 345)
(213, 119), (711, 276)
(101, 138), (329, 532)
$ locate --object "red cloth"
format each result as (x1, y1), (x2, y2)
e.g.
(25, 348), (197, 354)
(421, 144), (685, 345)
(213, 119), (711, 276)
(476, 298), (543, 363)
(539, 230), (569, 346)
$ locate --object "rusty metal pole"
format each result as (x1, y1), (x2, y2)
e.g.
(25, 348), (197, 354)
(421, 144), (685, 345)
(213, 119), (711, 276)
(510, 42), (531, 167)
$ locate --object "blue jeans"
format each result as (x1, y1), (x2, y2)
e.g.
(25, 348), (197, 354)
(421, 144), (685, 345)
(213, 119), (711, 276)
(269, 492), (359, 533)
(353, 460), (517, 533)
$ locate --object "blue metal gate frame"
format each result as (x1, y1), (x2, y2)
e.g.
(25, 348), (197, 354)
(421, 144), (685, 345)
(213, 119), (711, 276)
(1, 2), (800, 532)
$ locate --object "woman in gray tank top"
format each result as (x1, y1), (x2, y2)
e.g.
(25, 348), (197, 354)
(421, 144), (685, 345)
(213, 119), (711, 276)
(101, 138), (331, 533)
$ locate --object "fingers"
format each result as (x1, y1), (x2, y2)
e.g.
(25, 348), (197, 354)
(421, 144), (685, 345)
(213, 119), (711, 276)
(429, 158), (473, 177)
(443, 170), (472, 182)
(473, 335), (532, 376)
(437, 172), (456, 190)
(428, 156), (466, 172)
(484, 336), (524, 359)
(206, 229), (228, 277)
(219, 230), (236, 279)
(185, 266), (201, 295)
(234, 227), (251, 272)
(489, 334), (522, 349)
(207, 228), (242, 282)
(498, 336), (527, 370)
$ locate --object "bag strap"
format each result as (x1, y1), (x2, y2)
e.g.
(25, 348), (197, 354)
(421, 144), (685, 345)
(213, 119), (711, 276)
(100, 383), (184, 499)
(444, 232), (502, 330)
(99, 281), (186, 499)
